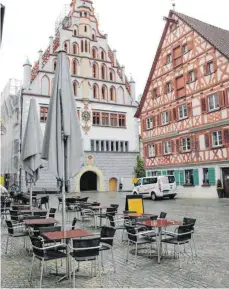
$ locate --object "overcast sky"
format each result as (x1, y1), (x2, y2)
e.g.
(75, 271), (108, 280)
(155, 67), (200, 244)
(0, 0), (228, 99)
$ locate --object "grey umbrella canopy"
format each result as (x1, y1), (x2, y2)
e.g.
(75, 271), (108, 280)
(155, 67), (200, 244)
(21, 98), (43, 208)
(42, 50), (84, 229)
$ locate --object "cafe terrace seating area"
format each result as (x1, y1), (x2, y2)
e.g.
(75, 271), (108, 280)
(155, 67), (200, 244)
(1, 192), (199, 288)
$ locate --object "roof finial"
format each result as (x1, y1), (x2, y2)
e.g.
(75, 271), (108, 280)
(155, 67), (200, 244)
(172, 1), (176, 11)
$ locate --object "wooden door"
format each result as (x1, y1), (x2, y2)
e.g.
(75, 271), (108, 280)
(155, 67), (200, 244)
(222, 168), (229, 198)
(109, 178), (117, 192)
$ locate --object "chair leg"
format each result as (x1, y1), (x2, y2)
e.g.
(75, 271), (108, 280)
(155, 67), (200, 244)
(111, 247), (115, 272)
(91, 260), (93, 277)
(5, 235), (9, 254)
(189, 241), (194, 262)
(72, 258), (75, 288)
(29, 253), (35, 281)
(177, 244), (181, 269)
(192, 236), (197, 256)
(101, 250), (104, 270)
(126, 240), (129, 262)
(55, 260), (58, 275)
(97, 256), (102, 287)
(40, 259), (44, 288)
(135, 243), (138, 267)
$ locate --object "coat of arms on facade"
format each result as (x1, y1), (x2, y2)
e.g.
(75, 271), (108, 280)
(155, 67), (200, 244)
(81, 100), (91, 134)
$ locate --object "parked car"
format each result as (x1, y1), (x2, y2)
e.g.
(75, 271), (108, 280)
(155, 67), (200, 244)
(132, 176), (177, 201)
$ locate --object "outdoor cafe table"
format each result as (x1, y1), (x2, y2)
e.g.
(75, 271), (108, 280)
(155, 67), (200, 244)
(42, 229), (94, 282)
(89, 205), (111, 227)
(137, 219), (181, 264)
(23, 217), (58, 226)
(19, 208), (47, 216)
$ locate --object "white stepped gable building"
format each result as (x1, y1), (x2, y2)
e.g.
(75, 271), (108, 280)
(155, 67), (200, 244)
(20, 0), (139, 192)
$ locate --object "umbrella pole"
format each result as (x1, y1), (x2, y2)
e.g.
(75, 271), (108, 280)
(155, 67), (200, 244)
(30, 182), (33, 209)
(61, 136), (67, 232)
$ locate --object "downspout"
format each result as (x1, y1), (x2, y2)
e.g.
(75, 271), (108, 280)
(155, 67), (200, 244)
(19, 89), (23, 192)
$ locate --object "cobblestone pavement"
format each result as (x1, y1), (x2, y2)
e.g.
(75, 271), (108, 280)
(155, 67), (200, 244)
(1, 192), (229, 288)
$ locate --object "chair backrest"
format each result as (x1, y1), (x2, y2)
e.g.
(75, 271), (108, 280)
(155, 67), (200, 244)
(49, 208), (56, 218)
(183, 217), (196, 226)
(123, 210), (137, 214)
(34, 211), (47, 218)
(107, 214), (115, 227)
(5, 200), (11, 208)
(72, 217), (77, 230)
(10, 210), (19, 221)
(110, 204), (119, 212)
(72, 237), (100, 258)
(177, 224), (193, 242)
(125, 225), (137, 242)
(150, 215), (158, 220)
(79, 197), (88, 203)
(5, 220), (14, 235)
(58, 197), (62, 203)
(100, 226), (116, 246)
(29, 236), (45, 258)
(40, 197), (47, 205)
(159, 212), (167, 219)
(106, 207), (116, 215)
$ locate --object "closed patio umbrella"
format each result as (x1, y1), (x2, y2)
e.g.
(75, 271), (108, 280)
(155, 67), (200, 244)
(21, 98), (43, 208)
(41, 50), (84, 231)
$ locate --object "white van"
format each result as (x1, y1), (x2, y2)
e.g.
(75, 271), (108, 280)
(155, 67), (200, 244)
(132, 176), (177, 201)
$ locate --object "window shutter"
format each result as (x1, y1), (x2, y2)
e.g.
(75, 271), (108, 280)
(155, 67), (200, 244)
(191, 135), (198, 151)
(158, 142), (162, 155)
(142, 119), (146, 131)
(205, 133), (211, 149)
(213, 60), (218, 72)
(187, 40), (193, 51)
(203, 63), (208, 76)
(174, 170), (180, 185)
(171, 79), (175, 91)
(176, 139), (180, 153)
(171, 140), (175, 153)
(219, 91), (225, 108)
(193, 169), (199, 185)
(208, 168), (216, 185)
(179, 170), (184, 186)
(144, 145), (148, 158)
(163, 83), (167, 94)
(169, 110), (173, 122)
(153, 115), (156, 127)
(162, 170), (167, 176)
(173, 108), (177, 121)
(225, 88), (229, 106)
(223, 128), (229, 145)
(194, 68), (198, 80)
(186, 72), (190, 84)
(188, 102), (192, 117)
(157, 114), (161, 126)
(163, 56), (167, 66)
(201, 98), (207, 113)
(155, 143), (158, 156)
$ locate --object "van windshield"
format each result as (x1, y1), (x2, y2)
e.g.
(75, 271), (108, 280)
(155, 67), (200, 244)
(168, 176), (175, 183)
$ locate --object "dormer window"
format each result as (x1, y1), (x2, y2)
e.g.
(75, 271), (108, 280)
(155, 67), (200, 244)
(167, 53), (172, 64)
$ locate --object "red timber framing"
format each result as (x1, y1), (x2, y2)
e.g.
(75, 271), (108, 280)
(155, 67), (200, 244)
(136, 10), (229, 169)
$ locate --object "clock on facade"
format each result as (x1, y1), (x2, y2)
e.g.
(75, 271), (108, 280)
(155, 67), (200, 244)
(82, 111), (90, 121)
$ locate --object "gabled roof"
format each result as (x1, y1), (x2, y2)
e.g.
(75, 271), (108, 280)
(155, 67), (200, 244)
(135, 10), (229, 118)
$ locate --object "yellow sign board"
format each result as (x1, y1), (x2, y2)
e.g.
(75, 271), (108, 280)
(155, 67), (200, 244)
(132, 178), (139, 184)
(0, 176), (5, 186)
(125, 195), (144, 214)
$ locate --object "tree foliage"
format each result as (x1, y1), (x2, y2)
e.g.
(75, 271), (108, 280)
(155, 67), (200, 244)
(134, 155), (145, 178)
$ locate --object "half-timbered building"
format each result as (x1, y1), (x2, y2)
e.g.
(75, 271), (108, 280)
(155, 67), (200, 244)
(135, 10), (229, 198)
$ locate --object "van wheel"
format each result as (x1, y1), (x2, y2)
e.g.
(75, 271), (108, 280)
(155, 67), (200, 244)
(169, 195), (175, 199)
(151, 193), (157, 201)
(133, 192), (137, 195)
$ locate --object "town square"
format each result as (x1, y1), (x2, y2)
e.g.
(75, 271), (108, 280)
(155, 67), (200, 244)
(0, 0), (229, 288)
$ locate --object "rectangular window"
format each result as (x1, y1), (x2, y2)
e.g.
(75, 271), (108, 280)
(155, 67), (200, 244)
(208, 94), (219, 111)
(161, 111), (169, 125)
(167, 53), (172, 64)
(148, 144), (155, 157)
(101, 141), (104, 151)
(40, 106), (48, 122)
(110, 113), (118, 127)
(203, 168), (209, 185)
(167, 170), (174, 176)
(146, 117), (153, 130)
(118, 114), (126, 127)
(95, 140), (99, 151)
(207, 61), (214, 74)
(111, 141), (114, 151)
(182, 137), (191, 152)
(153, 88), (158, 98)
(91, 140), (95, 151)
(178, 104), (188, 120)
(212, 131), (222, 147)
(166, 81), (172, 93)
(106, 141), (109, 151)
(189, 70), (195, 82)
(182, 44), (188, 54)
(120, 141), (124, 152)
(92, 112), (100, 125)
(163, 141), (171, 154)
(101, 112), (109, 126)
(125, 141), (128, 152)
(185, 169), (194, 185)
(116, 141), (119, 151)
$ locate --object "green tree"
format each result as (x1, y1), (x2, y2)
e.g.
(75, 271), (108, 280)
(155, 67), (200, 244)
(134, 155), (146, 178)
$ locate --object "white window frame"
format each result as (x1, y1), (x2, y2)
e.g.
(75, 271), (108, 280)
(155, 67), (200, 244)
(146, 117), (153, 130)
(167, 54), (172, 64)
(178, 104), (188, 120)
(207, 61), (214, 74)
(148, 144), (155, 158)
(212, 131), (222, 147)
(182, 137), (191, 152)
(189, 70), (195, 82)
(208, 94), (219, 111)
(163, 141), (171, 155)
(167, 82), (172, 93)
(161, 111), (169, 125)
(182, 44), (188, 54)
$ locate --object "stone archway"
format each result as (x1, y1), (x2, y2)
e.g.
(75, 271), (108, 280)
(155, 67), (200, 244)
(75, 165), (105, 193)
(80, 171), (97, 191)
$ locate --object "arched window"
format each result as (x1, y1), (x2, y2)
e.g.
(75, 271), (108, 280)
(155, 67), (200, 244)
(117, 86), (124, 104)
(110, 86), (116, 101)
(72, 43), (78, 55)
(53, 60), (57, 72)
(92, 63), (98, 78)
(101, 65), (106, 80)
(92, 47), (97, 58)
(93, 84), (98, 99)
(85, 40), (88, 53)
(84, 25), (87, 32)
(73, 25), (78, 36)
(101, 85), (107, 100)
(101, 50), (105, 60)
(72, 59), (77, 75)
(73, 81), (78, 96)
(81, 40), (84, 52)
(64, 42), (68, 53)
(92, 34), (95, 41)
(41, 75), (50, 96)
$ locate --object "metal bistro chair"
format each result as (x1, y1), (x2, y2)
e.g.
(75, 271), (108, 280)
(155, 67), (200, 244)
(80, 208), (96, 228)
(99, 226), (116, 272)
(162, 223), (194, 268)
(5, 220), (28, 254)
(125, 225), (157, 267)
(48, 208), (56, 218)
(107, 214), (126, 241)
(58, 197), (62, 211)
(69, 237), (102, 288)
(29, 235), (67, 288)
(183, 217), (197, 256)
